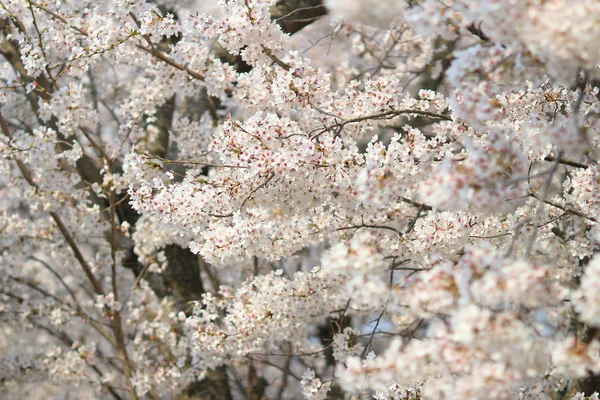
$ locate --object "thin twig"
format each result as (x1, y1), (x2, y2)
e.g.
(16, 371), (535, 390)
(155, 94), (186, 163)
(528, 193), (596, 222)
(526, 153), (562, 257)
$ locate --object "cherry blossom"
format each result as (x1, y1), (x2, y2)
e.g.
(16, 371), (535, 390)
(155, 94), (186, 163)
(1, 0), (600, 399)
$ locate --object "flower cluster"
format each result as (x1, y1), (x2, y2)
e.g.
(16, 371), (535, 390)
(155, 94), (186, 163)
(2, 0), (600, 399)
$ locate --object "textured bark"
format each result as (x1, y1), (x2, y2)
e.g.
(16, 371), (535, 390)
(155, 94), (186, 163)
(161, 244), (205, 307)
(569, 326), (600, 397)
(417, 37), (456, 93)
(270, 0), (328, 35)
(175, 367), (233, 400)
(143, 95), (174, 158)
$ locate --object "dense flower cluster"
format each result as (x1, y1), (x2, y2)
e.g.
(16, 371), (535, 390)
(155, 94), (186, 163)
(2, 0), (600, 399)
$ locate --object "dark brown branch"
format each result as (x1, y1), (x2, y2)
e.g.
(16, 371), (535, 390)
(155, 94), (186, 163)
(336, 223), (402, 237)
(543, 155), (588, 169)
(527, 193), (596, 223)
(310, 109), (452, 140)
